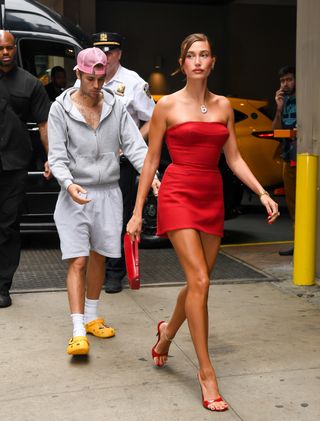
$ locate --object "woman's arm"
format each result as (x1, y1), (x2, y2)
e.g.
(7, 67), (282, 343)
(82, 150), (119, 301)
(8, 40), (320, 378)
(127, 98), (168, 239)
(223, 101), (279, 222)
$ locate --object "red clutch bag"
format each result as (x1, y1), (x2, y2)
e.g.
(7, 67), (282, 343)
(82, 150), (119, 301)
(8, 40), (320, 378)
(124, 233), (140, 290)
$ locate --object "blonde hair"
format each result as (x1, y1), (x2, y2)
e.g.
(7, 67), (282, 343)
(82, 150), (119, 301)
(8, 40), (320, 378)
(172, 33), (214, 76)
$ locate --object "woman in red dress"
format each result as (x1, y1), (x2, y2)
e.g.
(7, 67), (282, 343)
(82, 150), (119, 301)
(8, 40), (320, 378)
(127, 33), (279, 412)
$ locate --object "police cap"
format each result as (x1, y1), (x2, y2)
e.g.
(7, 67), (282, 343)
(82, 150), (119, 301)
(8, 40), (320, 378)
(92, 32), (123, 52)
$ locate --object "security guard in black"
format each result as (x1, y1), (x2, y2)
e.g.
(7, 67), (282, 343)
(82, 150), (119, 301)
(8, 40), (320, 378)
(0, 65), (49, 169)
(0, 30), (51, 308)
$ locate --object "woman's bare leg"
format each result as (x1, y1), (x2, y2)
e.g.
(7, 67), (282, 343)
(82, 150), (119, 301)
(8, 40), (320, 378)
(197, 231), (227, 409)
(151, 231), (196, 366)
(86, 251), (106, 299)
(152, 285), (188, 366)
(153, 230), (220, 365)
(199, 231), (221, 274)
(154, 229), (227, 410)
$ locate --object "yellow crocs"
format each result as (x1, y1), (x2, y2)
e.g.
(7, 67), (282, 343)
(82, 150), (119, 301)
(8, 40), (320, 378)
(85, 318), (115, 338)
(67, 336), (89, 355)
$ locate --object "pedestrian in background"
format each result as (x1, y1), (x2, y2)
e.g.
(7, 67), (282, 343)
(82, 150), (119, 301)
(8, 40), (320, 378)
(0, 30), (51, 308)
(45, 65), (66, 101)
(127, 33), (279, 412)
(48, 47), (149, 355)
(272, 65), (296, 256)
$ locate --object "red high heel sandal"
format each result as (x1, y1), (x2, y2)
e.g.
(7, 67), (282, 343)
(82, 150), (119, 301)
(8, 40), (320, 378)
(151, 320), (171, 367)
(197, 374), (229, 412)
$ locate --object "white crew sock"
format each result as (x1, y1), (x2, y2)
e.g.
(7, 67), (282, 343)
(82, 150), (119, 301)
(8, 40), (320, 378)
(71, 313), (86, 337)
(84, 297), (99, 324)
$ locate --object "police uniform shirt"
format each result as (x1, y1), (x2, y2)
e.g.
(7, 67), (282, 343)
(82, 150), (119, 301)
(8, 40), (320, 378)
(103, 65), (155, 127)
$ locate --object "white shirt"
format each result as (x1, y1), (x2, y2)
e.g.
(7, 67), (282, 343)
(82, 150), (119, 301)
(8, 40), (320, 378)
(104, 65), (155, 126)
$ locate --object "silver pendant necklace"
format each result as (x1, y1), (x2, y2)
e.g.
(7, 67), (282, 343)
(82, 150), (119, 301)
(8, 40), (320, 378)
(200, 104), (208, 114)
(200, 91), (208, 113)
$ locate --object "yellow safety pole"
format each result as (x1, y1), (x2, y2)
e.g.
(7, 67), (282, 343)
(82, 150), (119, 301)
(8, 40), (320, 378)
(293, 153), (318, 285)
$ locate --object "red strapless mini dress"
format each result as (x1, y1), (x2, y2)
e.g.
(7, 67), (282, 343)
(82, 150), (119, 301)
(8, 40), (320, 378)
(157, 121), (229, 237)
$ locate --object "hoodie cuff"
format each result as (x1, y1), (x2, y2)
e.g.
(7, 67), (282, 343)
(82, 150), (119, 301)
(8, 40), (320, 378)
(63, 179), (73, 191)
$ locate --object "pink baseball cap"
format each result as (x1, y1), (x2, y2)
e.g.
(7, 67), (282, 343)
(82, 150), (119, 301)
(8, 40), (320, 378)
(73, 47), (107, 75)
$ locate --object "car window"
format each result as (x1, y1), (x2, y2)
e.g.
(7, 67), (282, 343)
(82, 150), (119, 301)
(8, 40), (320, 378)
(18, 38), (76, 87)
(258, 106), (274, 120)
(18, 39), (77, 171)
(233, 109), (248, 123)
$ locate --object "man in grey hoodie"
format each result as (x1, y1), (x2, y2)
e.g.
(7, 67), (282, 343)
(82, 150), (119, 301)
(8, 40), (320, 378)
(48, 48), (148, 356)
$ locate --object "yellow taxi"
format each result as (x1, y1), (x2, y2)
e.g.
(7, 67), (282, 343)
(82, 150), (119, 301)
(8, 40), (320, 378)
(229, 97), (282, 187)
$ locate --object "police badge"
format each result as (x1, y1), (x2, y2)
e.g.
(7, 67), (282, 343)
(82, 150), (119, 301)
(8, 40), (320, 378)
(115, 83), (125, 96)
(100, 33), (108, 42)
(144, 83), (152, 99)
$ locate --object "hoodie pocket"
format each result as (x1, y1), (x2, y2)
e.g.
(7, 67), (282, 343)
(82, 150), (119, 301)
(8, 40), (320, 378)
(97, 152), (119, 183)
(73, 152), (119, 185)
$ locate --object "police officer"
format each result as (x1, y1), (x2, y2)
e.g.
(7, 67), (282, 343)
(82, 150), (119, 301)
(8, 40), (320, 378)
(92, 32), (158, 293)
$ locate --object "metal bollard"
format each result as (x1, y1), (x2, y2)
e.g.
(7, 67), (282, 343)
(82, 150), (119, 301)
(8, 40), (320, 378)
(293, 153), (318, 285)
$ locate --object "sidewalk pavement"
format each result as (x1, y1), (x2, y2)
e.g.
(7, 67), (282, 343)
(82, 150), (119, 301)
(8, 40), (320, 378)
(1, 243), (320, 421)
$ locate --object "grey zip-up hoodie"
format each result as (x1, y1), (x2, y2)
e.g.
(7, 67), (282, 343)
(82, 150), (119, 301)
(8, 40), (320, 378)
(48, 87), (148, 190)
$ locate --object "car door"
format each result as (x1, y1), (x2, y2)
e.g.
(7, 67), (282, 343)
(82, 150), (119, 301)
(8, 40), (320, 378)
(17, 38), (78, 232)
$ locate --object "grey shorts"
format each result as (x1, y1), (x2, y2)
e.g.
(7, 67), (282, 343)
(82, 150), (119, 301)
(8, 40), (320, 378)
(54, 183), (123, 260)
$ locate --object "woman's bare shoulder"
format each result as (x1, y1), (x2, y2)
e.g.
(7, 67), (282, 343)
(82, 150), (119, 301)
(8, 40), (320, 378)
(156, 92), (180, 109)
(210, 93), (230, 105)
(212, 94), (233, 113)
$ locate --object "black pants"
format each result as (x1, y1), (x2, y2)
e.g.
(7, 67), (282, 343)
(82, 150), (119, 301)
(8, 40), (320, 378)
(0, 168), (27, 293)
(105, 158), (138, 281)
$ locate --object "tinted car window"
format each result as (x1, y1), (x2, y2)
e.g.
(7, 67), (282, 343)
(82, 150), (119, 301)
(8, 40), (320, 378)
(18, 39), (77, 171)
(234, 109), (248, 123)
(18, 39), (76, 86)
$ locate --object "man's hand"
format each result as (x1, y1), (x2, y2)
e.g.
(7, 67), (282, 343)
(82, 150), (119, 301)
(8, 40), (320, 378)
(275, 88), (285, 112)
(151, 177), (161, 197)
(43, 161), (53, 179)
(67, 184), (92, 205)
